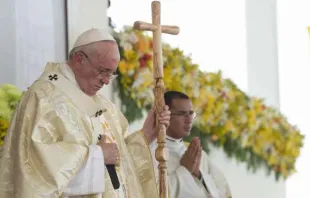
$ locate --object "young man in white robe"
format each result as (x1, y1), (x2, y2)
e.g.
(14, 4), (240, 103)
(150, 91), (232, 198)
(0, 29), (171, 198)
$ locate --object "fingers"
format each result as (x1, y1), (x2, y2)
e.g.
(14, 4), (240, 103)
(192, 136), (200, 143)
(196, 146), (202, 163)
(158, 115), (170, 122)
(112, 143), (119, 155)
(150, 105), (170, 120)
(101, 134), (107, 143)
(188, 138), (200, 160)
(164, 105), (169, 110)
(111, 144), (120, 165)
(158, 114), (170, 121)
(192, 141), (200, 162)
(193, 156), (202, 176)
(186, 140), (197, 156)
(158, 106), (171, 127)
(193, 145), (202, 174)
(161, 106), (171, 116)
(158, 120), (170, 128)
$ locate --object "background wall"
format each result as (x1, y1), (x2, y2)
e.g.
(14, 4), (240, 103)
(277, 1), (310, 197)
(109, 0), (286, 197)
(0, 0), (66, 90)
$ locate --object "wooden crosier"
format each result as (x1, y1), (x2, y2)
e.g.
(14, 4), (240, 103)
(133, 1), (180, 198)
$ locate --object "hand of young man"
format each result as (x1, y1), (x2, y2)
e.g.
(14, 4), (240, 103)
(180, 137), (202, 175)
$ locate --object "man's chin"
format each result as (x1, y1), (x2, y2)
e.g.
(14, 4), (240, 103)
(90, 87), (102, 95)
(183, 130), (191, 136)
(94, 86), (102, 91)
(85, 89), (97, 96)
(184, 128), (192, 133)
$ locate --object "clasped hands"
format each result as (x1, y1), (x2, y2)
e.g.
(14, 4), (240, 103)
(180, 137), (202, 179)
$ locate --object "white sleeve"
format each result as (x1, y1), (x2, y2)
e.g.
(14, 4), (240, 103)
(206, 160), (232, 198)
(200, 170), (220, 198)
(63, 145), (105, 196)
(169, 166), (206, 198)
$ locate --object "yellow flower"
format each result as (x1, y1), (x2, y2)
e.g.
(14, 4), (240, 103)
(135, 34), (150, 53)
(119, 61), (128, 74)
(124, 50), (137, 61)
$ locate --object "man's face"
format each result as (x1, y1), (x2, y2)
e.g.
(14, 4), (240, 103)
(167, 98), (195, 139)
(72, 42), (120, 96)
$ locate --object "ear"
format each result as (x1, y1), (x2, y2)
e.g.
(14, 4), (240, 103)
(72, 52), (83, 64)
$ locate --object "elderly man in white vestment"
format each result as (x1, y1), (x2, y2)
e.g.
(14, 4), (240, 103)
(150, 91), (232, 198)
(0, 29), (170, 198)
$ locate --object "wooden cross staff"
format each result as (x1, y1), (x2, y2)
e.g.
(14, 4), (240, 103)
(133, 1), (179, 198)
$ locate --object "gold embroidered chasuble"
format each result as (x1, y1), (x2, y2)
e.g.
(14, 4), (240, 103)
(0, 62), (159, 198)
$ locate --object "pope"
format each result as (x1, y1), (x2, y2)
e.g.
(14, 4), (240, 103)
(0, 28), (170, 198)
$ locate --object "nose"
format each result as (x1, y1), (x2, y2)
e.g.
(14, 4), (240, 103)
(184, 115), (193, 123)
(100, 76), (110, 85)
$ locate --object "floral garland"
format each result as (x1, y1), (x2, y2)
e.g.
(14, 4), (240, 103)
(0, 84), (22, 145)
(114, 27), (304, 180)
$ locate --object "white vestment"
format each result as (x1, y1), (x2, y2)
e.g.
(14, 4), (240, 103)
(150, 137), (232, 198)
(0, 62), (158, 198)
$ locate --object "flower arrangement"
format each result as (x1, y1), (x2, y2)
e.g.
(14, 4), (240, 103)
(0, 84), (22, 145)
(113, 27), (304, 180)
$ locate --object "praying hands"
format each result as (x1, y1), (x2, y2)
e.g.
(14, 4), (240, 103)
(180, 137), (202, 178)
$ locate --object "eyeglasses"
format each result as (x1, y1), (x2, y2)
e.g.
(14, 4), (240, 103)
(171, 110), (196, 118)
(78, 51), (118, 80)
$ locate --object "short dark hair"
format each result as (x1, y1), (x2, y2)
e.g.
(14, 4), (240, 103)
(164, 91), (190, 107)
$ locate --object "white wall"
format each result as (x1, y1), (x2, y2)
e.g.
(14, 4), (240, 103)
(66, 0), (109, 51)
(0, 0), (16, 86)
(109, 1), (286, 198)
(0, 0), (66, 90)
(246, 0), (280, 108)
(277, 1), (310, 198)
(245, 0), (285, 197)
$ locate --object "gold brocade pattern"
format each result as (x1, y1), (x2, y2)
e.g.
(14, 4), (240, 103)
(97, 96), (148, 198)
(98, 112), (128, 197)
(0, 62), (157, 198)
(0, 81), (90, 197)
(125, 132), (159, 198)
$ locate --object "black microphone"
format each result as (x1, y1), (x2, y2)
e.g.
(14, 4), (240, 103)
(98, 134), (120, 189)
(106, 165), (120, 189)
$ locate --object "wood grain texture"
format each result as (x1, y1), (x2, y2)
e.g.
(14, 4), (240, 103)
(132, 1), (179, 197)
